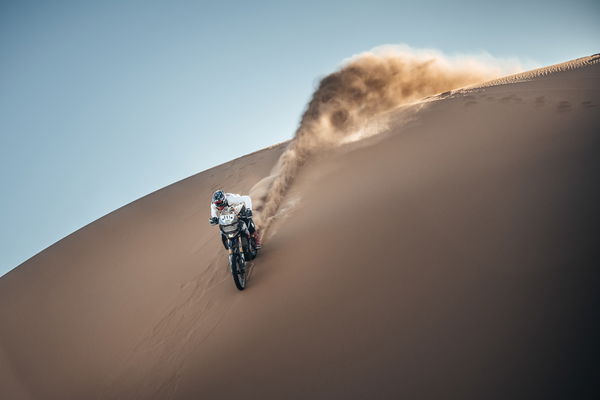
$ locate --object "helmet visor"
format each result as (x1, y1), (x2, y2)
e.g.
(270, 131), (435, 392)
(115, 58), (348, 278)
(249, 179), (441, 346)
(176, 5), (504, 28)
(214, 199), (226, 210)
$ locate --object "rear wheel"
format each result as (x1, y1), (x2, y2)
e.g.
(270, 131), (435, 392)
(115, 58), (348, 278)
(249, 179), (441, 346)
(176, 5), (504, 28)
(231, 253), (247, 290)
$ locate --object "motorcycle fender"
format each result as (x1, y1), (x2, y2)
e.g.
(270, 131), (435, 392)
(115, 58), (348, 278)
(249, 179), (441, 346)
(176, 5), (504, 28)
(227, 237), (236, 254)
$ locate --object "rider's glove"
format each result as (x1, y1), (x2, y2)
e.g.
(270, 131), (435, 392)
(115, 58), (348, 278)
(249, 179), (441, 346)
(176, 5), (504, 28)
(245, 209), (252, 217)
(209, 217), (218, 225)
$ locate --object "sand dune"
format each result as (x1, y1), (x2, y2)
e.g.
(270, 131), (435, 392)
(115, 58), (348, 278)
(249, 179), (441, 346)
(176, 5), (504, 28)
(1, 55), (599, 399)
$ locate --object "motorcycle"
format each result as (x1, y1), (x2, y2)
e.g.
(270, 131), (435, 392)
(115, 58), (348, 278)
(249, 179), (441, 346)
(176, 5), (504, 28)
(217, 204), (258, 290)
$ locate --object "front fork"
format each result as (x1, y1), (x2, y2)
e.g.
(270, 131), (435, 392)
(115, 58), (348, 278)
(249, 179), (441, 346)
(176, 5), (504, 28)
(227, 238), (245, 272)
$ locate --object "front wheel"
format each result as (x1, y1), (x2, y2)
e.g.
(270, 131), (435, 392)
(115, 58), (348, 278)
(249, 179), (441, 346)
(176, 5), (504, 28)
(230, 253), (247, 290)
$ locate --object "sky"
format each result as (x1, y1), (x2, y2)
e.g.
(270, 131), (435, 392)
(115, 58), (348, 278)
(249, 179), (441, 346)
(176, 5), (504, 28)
(1, 0), (599, 277)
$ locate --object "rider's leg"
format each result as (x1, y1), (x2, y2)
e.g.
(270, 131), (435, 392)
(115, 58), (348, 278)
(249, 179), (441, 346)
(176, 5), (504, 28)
(248, 219), (255, 233)
(246, 217), (262, 248)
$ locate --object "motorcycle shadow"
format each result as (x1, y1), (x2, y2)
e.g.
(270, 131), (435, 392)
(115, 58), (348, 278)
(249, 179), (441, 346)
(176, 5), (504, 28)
(244, 261), (257, 286)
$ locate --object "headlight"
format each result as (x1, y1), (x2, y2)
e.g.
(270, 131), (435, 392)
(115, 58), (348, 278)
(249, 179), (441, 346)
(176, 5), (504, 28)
(221, 223), (238, 233)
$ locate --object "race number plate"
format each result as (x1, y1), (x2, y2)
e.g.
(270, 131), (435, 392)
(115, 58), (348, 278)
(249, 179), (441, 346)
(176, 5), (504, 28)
(220, 214), (235, 224)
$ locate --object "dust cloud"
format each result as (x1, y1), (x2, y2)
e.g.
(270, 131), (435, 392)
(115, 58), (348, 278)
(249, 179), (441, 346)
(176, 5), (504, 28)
(252, 46), (521, 231)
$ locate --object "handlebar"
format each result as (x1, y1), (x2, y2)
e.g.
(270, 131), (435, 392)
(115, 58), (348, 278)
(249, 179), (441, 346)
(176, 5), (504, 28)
(209, 206), (253, 225)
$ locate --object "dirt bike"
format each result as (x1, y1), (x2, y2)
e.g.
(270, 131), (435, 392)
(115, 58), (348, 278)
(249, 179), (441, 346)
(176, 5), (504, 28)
(217, 204), (258, 290)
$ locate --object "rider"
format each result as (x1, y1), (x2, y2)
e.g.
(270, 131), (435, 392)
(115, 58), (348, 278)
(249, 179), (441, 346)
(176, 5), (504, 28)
(209, 190), (262, 249)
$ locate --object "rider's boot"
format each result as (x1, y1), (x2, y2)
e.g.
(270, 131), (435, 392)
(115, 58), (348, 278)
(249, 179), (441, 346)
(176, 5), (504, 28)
(252, 231), (262, 249)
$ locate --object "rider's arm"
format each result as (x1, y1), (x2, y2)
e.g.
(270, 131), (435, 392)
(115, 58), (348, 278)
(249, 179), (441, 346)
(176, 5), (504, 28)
(226, 194), (253, 210)
(242, 195), (253, 210)
(210, 203), (218, 218)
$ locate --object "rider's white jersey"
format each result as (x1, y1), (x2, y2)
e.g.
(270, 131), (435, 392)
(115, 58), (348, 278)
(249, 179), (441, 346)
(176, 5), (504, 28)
(210, 193), (253, 218)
